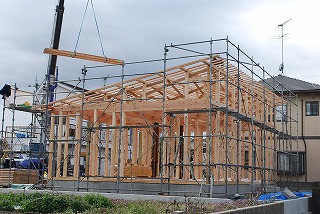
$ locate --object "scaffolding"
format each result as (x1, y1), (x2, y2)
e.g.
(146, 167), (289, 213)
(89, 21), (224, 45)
(1, 38), (300, 197)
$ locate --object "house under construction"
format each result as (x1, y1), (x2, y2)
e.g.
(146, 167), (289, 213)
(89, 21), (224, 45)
(2, 38), (299, 197)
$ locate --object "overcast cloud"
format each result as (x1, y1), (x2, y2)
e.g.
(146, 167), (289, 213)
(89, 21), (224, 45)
(0, 0), (320, 91)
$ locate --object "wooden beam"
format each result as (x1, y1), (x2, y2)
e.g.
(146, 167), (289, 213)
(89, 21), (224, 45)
(43, 48), (124, 65)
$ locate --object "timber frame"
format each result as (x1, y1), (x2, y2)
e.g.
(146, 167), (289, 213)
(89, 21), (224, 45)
(32, 38), (299, 196)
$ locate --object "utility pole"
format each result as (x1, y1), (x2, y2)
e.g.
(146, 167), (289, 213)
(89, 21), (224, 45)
(278, 18), (292, 75)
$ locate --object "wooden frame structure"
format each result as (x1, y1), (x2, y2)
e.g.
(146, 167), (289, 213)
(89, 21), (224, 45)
(30, 38), (299, 196)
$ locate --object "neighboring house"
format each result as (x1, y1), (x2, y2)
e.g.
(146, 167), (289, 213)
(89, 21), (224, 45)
(264, 74), (320, 184)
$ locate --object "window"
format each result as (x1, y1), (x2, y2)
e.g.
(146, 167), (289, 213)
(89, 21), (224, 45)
(244, 150), (249, 170)
(69, 128), (75, 137)
(277, 152), (305, 175)
(276, 105), (287, 122)
(306, 101), (319, 116)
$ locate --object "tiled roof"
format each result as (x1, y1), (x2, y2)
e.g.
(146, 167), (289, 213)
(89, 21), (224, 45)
(263, 74), (320, 93)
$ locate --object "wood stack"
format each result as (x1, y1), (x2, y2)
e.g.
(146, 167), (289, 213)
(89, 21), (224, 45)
(0, 169), (38, 186)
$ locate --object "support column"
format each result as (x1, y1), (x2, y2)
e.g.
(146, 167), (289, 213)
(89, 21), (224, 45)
(151, 122), (160, 177)
(194, 119), (201, 180)
(90, 109), (99, 176)
(73, 111), (81, 178)
(56, 112), (63, 177)
(48, 113), (55, 179)
(104, 127), (110, 176)
(174, 119), (181, 179)
(119, 112), (126, 177)
(132, 128), (138, 165)
(183, 115), (190, 180)
(110, 112), (117, 177)
(63, 115), (70, 177)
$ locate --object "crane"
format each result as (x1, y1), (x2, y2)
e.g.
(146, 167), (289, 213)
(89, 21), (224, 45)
(44, 0), (123, 103)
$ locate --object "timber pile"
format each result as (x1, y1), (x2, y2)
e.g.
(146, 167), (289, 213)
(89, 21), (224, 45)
(0, 169), (38, 185)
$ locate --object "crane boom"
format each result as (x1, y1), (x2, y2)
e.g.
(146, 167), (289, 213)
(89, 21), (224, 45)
(49, 0), (65, 76)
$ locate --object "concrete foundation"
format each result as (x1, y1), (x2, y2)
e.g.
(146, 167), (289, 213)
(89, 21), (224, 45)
(48, 179), (262, 197)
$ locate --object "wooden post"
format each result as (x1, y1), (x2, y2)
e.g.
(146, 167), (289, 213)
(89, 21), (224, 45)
(56, 112), (64, 177)
(110, 112), (117, 176)
(183, 115), (190, 181)
(141, 129), (148, 166)
(167, 117), (174, 178)
(91, 109), (99, 176)
(119, 112), (126, 177)
(132, 128), (138, 165)
(194, 120), (201, 180)
(256, 129), (261, 181)
(48, 114), (55, 179)
(179, 125), (184, 179)
(174, 119), (181, 179)
(104, 127), (110, 176)
(63, 115), (70, 177)
(73, 111), (81, 178)
(146, 129), (152, 167)
(151, 122), (159, 177)
(138, 131), (142, 165)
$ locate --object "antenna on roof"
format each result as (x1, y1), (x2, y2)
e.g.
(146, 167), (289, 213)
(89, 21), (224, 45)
(278, 18), (292, 75)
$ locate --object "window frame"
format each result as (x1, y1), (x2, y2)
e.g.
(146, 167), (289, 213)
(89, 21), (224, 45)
(277, 151), (305, 175)
(305, 101), (319, 116)
(276, 105), (287, 122)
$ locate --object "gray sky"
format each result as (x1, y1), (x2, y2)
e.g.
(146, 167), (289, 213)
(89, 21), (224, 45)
(0, 0), (320, 92)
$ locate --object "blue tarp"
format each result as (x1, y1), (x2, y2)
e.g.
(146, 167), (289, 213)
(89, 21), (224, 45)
(258, 191), (312, 202)
(15, 132), (30, 138)
(20, 159), (47, 174)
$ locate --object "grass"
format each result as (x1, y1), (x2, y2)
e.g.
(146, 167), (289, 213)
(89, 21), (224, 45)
(0, 192), (263, 213)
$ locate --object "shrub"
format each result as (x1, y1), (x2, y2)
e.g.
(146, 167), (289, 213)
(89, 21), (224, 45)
(83, 194), (113, 209)
(0, 199), (15, 211)
(20, 193), (69, 213)
(69, 195), (91, 213)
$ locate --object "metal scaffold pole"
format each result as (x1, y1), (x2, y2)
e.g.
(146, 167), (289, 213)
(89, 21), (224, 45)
(77, 66), (87, 191)
(250, 57), (255, 193)
(8, 84), (17, 185)
(0, 95), (6, 166)
(160, 44), (168, 193)
(224, 37), (230, 197)
(262, 67), (267, 191)
(116, 64), (125, 193)
(236, 45), (241, 193)
(208, 38), (213, 196)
